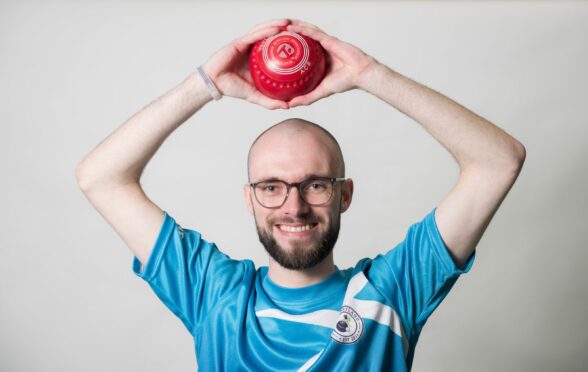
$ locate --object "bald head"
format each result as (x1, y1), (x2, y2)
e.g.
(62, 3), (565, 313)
(247, 118), (345, 181)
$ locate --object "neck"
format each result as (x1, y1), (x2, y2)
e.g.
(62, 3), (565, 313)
(267, 253), (336, 288)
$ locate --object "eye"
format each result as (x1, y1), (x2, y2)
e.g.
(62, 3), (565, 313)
(304, 179), (329, 192)
(309, 183), (325, 190)
(257, 182), (284, 194)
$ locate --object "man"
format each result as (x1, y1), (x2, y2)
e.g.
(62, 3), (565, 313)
(76, 19), (525, 371)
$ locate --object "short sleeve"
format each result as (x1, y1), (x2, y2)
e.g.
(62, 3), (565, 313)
(132, 212), (249, 335)
(366, 208), (475, 340)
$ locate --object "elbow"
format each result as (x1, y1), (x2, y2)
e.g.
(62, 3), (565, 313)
(510, 140), (526, 174)
(460, 137), (526, 185)
(75, 161), (93, 193)
(75, 161), (113, 193)
(75, 158), (103, 193)
(496, 140), (526, 183)
(75, 160), (139, 194)
(469, 140), (526, 181)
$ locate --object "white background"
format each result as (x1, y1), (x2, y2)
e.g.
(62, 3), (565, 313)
(1, 1), (587, 371)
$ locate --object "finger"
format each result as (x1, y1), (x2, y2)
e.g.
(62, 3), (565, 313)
(288, 19), (324, 32)
(288, 87), (333, 108)
(248, 18), (290, 35)
(288, 24), (347, 60)
(287, 24), (331, 44)
(234, 26), (282, 53)
(227, 76), (288, 110)
(248, 91), (289, 110)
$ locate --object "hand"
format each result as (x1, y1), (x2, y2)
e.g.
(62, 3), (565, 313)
(286, 20), (379, 108)
(203, 19), (290, 110)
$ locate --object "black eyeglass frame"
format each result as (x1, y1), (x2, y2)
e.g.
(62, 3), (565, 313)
(249, 177), (346, 209)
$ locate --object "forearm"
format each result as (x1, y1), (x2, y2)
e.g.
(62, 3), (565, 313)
(358, 63), (525, 174)
(77, 72), (212, 189)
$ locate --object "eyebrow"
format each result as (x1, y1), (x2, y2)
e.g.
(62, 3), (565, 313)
(252, 174), (334, 183)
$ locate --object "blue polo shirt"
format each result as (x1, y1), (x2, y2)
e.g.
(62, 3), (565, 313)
(133, 209), (474, 370)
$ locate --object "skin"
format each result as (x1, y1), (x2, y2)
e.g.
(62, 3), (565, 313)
(77, 18), (525, 294)
(245, 119), (353, 287)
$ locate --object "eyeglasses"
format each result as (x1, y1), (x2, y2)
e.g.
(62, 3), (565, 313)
(249, 177), (346, 209)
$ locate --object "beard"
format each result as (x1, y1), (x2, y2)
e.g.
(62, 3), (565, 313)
(255, 212), (341, 270)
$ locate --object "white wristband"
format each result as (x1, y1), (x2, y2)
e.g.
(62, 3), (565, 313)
(197, 65), (222, 101)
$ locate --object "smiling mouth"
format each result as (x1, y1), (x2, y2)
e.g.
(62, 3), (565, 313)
(276, 223), (318, 233)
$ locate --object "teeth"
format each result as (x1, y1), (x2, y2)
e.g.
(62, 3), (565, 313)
(279, 224), (313, 233)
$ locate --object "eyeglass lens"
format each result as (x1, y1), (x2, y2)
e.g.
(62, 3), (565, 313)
(253, 178), (334, 208)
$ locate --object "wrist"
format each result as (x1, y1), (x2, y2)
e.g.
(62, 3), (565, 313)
(188, 71), (215, 105)
(356, 59), (388, 92)
(196, 65), (222, 101)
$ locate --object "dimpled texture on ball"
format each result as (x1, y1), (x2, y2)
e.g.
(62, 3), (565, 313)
(249, 31), (326, 102)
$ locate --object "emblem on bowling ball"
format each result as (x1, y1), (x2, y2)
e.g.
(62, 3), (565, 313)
(249, 31), (326, 101)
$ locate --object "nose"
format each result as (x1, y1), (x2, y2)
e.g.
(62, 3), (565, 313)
(281, 186), (310, 216)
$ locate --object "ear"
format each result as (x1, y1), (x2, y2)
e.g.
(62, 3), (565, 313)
(340, 178), (354, 213)
(244, 184), (254, 214)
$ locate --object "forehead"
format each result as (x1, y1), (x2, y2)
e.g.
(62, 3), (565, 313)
(249, 128), (338, 182)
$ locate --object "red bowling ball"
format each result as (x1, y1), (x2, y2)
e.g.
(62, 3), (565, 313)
(249, 31), (326, 102)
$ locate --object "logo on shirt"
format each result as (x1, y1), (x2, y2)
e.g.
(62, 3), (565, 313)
(331, 305), (364, 344)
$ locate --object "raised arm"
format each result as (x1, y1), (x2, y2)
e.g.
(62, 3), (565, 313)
(287, 21), (526, 268)
(76, 20), (289, 265)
